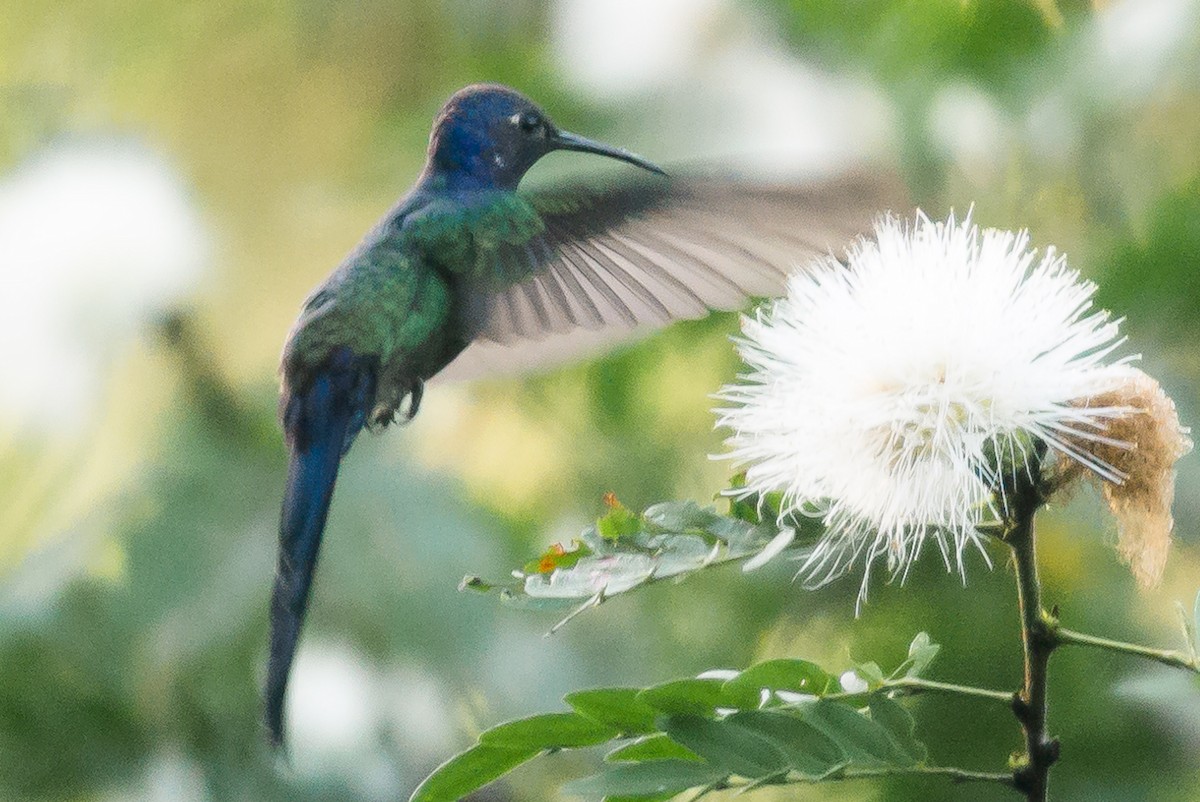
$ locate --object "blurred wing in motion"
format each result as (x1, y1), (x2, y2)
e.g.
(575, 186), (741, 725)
(437, 171), (906, 381)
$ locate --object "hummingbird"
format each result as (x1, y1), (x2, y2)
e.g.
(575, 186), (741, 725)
(267, 82), (897, 746)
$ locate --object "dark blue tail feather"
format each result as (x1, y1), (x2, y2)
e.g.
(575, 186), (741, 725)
(266, 349), (374, 748)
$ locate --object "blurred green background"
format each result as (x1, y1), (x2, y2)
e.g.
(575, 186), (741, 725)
(1, 1), (1198, 800)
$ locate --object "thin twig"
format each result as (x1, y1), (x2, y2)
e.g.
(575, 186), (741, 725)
(884, 676), (1017, 704)
(546, 589), (605, 636)
(820, 676), (1015, 706)
(721, 765), (1015, 789)
(1054, 627), (1200, 673)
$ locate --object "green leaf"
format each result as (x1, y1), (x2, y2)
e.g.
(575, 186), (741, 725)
(566, 688), (661, 735)
(660, 714), (789, 779)
(598, 497), (642, 542)
(607, 734), (704, 763)
(642, 499), (724, 532)
(562, 760), (728, 798)
(409, 744), (538, 802)
(467, 499), (807, 620)
(793, 700), (916, 768)
(638, 678), (726, 717)
(854, 661), (886, 688)
(643, 499), (779, 557)
(868, 695), (928, 763)
(723, 711), (846, 778)
(522, 554), (655, 599)
(637, 533), (716, 579)
(727, 496), (763, 526)
(722, 659), (839, 709)
(479, 712), (618, 749)
(723, 473), (784, 525)
(459, 575), (493, 593)
(903, 632), (941, 679)
(523, 539), (593, 574)
(602, 794), (677, 802)
(494, 590), (580, 610)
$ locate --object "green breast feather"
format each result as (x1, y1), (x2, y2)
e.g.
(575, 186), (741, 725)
(405, 191), (546, 284)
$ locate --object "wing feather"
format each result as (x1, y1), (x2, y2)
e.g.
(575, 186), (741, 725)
(437, 171), (905, 381)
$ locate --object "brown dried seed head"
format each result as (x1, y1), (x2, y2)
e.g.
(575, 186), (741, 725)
(1063, 368), (1192, 588)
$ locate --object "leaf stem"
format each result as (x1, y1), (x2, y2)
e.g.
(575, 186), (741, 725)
(884, 676), (1017, 704)
(721, 765), (1015, 789)
(821, 677), (1014, 706)
(840, 766), (1016, 786)
(1054, 627), (1200, 673)
(1005, 482), (1058, 802)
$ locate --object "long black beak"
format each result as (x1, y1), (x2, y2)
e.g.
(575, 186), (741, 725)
(550, 129), (666, 176)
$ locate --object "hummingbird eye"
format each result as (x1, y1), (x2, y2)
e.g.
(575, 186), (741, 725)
(517, 112), (542, 134)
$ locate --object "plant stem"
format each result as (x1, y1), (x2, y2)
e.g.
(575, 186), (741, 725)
(884, 676), (1017, 704)
(836, 766), (1016, 785)
(1006, 490), (1058, 802)
(1054, 627), (1200, 673)
(722, 765), (1016, 791)
(823, 677), (1015, 706)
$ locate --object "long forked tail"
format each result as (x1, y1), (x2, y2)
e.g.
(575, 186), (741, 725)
(266, 348), (374, 748)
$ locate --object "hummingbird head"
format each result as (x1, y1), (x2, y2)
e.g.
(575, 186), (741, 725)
(424, 84), (665, 191)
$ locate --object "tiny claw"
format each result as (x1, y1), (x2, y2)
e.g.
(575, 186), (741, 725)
(401, 379), (424, 422)
(367, 406), (396, 430)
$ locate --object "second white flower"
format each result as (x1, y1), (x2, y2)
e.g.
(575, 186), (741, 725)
(717, 212), (1134, 601)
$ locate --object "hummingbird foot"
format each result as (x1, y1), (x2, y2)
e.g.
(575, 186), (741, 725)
(368, 378), (424, 428)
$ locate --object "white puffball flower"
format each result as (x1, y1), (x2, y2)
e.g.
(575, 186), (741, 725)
(0, 142), (208, 429)
(716, 211), (1134, 604)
